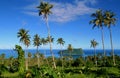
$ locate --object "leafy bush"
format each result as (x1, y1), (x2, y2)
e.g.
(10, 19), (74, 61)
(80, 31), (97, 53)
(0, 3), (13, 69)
(9, 60), (19, 73)
(28, 66), (65, 78)
(65, 73), (86, 78)
(0, 64), (8, 73)
(56, 59), (62, 66)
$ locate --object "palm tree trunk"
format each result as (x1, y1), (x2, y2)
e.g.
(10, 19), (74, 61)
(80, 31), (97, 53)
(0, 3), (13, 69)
(45, 17), (56, 69)
(28, 57), (30, 66)
(44, 50), (49, 66)
(69, 51), (72, 67)
(60, 44), (63, 68)
(101, 27), (105, 57)
(37, 46), (40, 68)
(94, 47), (97, 66)
(109, 28), (115, 66)
(25, 47), (28, 70)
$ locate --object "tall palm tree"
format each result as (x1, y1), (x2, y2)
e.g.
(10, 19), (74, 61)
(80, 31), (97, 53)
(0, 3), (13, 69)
(104, 11), (116, 66)
(90, 39), (98, 66)
(41, 38), (49, 66)
(90, 9), (106, 57)
(57, 38), (65, 67)
(28, 52), (32, 66)
(17, 28), (30, 70)
(33, 34), (41, 67)
(23, 34), (30, 71)
(41, 37), (48, 57)
(67, 44), (73, 59)
(37, 1), (56, 69)
(67, 44), (73, 67)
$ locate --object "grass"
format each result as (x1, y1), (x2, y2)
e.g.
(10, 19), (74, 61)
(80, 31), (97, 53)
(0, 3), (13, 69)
(1, 72), (19, 78)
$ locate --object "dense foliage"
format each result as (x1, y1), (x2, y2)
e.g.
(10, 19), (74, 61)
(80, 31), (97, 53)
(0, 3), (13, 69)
(14, 45), (25, 74)
(0, 51), (120, 78)
(0, 1), (118, 78)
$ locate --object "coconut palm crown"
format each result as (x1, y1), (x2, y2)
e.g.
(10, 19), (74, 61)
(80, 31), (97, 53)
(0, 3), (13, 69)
(104, 11), (116, 28)
(37, 2), (53, 19)
(90, 39), (99, 48)
(67, 44), (73, 53)
(17, 28), (30, 47)
(41, 38), (48, 45)
(90, 9), (104, 29)
(46, 36), (54, 43)
(33, 34), (41, 48)
(57, 38), (65, 46)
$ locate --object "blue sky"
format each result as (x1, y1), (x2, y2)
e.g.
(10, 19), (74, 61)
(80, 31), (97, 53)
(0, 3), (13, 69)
(0, 0), (120, 49)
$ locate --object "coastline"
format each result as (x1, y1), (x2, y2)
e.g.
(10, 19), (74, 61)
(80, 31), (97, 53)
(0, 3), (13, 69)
(0, 49), (120, 58)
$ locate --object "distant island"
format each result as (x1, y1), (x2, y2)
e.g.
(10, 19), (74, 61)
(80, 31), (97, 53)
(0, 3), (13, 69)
(59, 48), (84, 56)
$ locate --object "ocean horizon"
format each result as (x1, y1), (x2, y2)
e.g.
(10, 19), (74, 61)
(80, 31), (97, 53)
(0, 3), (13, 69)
(0, 49), (120, 58)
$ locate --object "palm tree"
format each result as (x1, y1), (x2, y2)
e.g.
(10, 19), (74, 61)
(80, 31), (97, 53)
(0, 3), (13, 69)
(37, 1), (56, 69)
(15, 45), (25, 74)
(33, 53), (37, 65)
(90, 9), (106, 57)
(46, 36), (54, 43)
(41, 38), (48, 46)
(90, 39), (99, 66)
(41, 38), (48, 57)
(104, 11), (116, 66)
(67, 44), (73, 67)
(28, 52), (32, 66)
(57, 38), (65, 67)
(24, 36), (30, 71)
(17, 29), (29, 44)
(67, 44), (73, 58)
(33, 34), (41, 67)
(41, 38), (49, 66)
(17, 28), (30, 70)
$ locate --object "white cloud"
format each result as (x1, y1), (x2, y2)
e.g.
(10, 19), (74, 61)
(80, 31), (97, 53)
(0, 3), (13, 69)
(21, 21), (28, 26)
(22, 0), (97, 23)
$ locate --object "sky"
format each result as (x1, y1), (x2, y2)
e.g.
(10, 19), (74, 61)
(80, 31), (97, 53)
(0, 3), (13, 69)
(0, 0), (120, 49)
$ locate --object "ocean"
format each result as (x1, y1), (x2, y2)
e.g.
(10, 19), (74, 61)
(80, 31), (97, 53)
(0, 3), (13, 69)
(0, 49), (120, 58)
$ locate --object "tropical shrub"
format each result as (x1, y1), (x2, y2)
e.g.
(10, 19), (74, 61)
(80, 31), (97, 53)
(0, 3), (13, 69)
(9, 60), (19, 73)
(14, 45), (25, 74)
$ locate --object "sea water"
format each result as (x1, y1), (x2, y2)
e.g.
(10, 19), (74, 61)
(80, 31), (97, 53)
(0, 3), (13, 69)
(0, 49), (120, 58)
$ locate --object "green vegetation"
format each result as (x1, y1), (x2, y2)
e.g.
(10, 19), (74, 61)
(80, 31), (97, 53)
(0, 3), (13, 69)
(57, 38), (65, 68)
(90, 39), (98, 66)
(1, 53), (120, 78)
(0, 1), (119, 78)
(37, 1), (56, 69)
(33, 34), (41, 68)
(17, 28), (30, 70)
(15, 45), (25, 74)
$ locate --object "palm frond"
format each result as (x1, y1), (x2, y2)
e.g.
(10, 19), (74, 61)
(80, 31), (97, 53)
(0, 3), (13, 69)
(92, 24), (96, 29)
